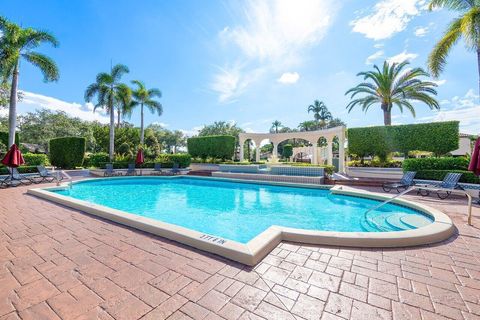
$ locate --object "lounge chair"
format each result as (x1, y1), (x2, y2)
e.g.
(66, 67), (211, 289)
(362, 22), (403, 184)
(7, 168), (33, 186)
(417, 172), (463, 199)
(125, 163), (138, 176)
(35, 165), (58, 183)
(104, 164), (122, 177)
(382, 171), (416, 193)
(171, 163), (181, 175)
(152, 163), (164, 175)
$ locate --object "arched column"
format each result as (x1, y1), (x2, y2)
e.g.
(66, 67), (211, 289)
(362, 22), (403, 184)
(239, 139), (245, 161)
(254, 140), (261, 163)
(326, 137), (333, 166)
(338, 130), (346, 173)
(272, 142), (279, 161)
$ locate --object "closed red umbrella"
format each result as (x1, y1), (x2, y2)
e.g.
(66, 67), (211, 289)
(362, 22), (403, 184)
(1, 144), (25, 168)
(469, 137), (480, 176)
(135, 149), (144, 165)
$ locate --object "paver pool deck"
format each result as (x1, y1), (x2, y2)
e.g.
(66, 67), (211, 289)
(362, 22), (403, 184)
(0, 181), (479, 320)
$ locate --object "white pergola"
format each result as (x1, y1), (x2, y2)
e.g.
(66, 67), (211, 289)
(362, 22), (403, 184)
(238, 126), (346, 173)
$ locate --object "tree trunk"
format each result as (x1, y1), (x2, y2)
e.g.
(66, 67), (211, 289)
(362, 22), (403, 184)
(117, 109), (121, 128)
(109, 103), (115, 161)
(140, 103), (144, 145)
(382, 103), (391, 125)
(8, 63), (19, 147)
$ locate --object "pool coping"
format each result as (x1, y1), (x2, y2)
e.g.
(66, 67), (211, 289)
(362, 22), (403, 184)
(27, 176), (455, 266)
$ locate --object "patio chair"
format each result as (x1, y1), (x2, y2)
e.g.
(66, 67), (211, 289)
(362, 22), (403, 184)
(35, 165), (58, 183)
(152, 163), (164, 176)
(382, 171), (416, 193)
(8, 167), (34, 185)
(125, 163), (138, 176)
(104, 164), (122, 177)
(171, 163), (181, 175)
(417, 172), (463, 199)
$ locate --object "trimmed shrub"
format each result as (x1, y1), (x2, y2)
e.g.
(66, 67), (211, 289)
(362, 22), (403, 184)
(49, 137), (86, 169)
(0, 165), (38, 175)
(414, 170), (479, 184)
(348, 121), (459, 158)
(280, 162), (336, 175)
(0, 131), (19, 147)
(84, 152), (109, 168)
(155, 154), (191, 168)
(117, 142), (132, 155)
(23, 153), (49, 166)
(282, 144), (293, 158)
(347, 160), (403, 168)
(187, 135), (235, 160)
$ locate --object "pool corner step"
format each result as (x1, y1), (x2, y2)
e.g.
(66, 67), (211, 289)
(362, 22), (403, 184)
(400, 215), (432, 229)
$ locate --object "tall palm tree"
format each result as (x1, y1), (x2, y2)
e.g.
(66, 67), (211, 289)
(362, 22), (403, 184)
(130, 80), (162, 145)
(427, 0), (480, 94)
(115, 84), (132, 128)
(308, 100), (331, 128)
(0, 17), (59, 147)
(85, 64), (129, 161)
(271, 120), (282, 133)
(345, 61), (439, 125)
(298, 120), (318, 132)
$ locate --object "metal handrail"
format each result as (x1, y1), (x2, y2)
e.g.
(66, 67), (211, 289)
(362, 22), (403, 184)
(56, 170), (73, 188)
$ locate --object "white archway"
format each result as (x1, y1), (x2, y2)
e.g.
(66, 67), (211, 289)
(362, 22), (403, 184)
(238, 126), (346, 172)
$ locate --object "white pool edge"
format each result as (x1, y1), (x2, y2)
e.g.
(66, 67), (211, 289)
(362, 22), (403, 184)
(27, 176), (455, 266)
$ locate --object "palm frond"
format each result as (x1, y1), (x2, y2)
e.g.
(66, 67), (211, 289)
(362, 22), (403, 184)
(428, 0), (474, 11)
(111, 64), (129, 81)
(22, 51), (59, 81)
(428, 17), (463, 77)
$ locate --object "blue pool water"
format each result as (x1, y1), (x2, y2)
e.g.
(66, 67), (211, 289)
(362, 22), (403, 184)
(52, 177), (433, 243)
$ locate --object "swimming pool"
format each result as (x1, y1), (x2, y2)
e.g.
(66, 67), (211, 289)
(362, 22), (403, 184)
(53, 177), (431, 243)
(29, 176), (454, 265)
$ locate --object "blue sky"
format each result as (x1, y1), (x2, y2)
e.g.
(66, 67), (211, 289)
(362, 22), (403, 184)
(2, 0), (479, 134)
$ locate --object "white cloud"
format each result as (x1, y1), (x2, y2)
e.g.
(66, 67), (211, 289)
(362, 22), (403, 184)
(212, 0), (338, 102)
(365, 50), (384, 65)
(180, 125), (204, 137)
(432, 79), (447, 86)
(419, 89), (480, 134)
(150, 121), (169, 127)
(351, 0), (425, 40)
(387, 50), (418, 64)
(414, 26), (428, 37)
(18, 91), (109, 123)
(210, 64), (265, 103)
(277, 72), (300, 84)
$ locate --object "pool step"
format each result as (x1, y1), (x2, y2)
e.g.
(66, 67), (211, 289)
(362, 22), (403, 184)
(385, 213), (412, 231)
(400, 215), (432, 229)
(360, 219), (380, 232)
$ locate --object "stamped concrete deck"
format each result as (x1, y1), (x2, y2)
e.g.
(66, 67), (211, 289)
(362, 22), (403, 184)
(0, 182), (479, 320)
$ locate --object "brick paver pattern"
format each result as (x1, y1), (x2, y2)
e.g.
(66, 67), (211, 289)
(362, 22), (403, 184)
(0, 182), (479, 319)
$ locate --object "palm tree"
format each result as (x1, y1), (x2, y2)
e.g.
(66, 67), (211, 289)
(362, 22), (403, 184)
(308, 100), (332, 127)
(115, 84), (132, 128)
(130, 80), (162, 145)
(345, 61), (439, 125)
(427, 0), (480, 95)
(298, 120), (319, 132)
(271, 120), (282, 133)
(0, 17), (59, 147)
(85, 64), (129, 161)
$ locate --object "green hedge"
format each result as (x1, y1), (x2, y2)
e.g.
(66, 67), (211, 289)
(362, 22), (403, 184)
(414, 170), (480, 184)
(280, 162), (336, 175)
(347, 160), (403, 168)
(0, 131), (19, 147)
(49, 137), (86, 169)
(187, 135), (235, 160)
(348, 121), (459, 158)
(98, 154), (191, 169)
(84, 152), (109, 168)
(403, 157), (469, 171)
(0, 165), (38, 175)
(283, 144), (293, 158)
(23, 153), (49, 166)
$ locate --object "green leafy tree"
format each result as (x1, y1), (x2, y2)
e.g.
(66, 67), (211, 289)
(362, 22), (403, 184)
(308, 100), (331, 128)
(85, 64), (130, 160)
(0, 17), (59, 147)
(298, 120), (320, 132)
(130, 80), (162, 145)
(270, 120), (283, 133)
(345, 61), (439, 125)
(427, 0), (480, 95)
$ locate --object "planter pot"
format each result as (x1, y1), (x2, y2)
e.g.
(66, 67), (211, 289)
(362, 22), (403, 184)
(346, 167), (403, 180)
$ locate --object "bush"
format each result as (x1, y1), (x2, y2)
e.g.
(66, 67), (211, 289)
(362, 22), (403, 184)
(402, 157), (469, 171)
(347, 160), (403, 168)
(49, 137), (86, 169)
(187, 135), (235, 160)
(283, 144), (293, 158)
(280, 162), (336, 175)
(23, 153), (49, 166)
(348, 121), (459, 159)
(155, 154), (191, 168)
(0, 131), (19, 147)
(0, 165), (39, 174)
(117, 142), (132, 155)
(414, 170), (480, 184)
(84, 152), (109, 168)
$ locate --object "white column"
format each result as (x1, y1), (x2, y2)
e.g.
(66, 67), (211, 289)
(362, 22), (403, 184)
(272, 143), (278, 162)
(311, 146), (317, 165)
(327, 138), (333, 166)
(239, 140), (244, 161)
(338, 134), (345, 173)
(255, 145), (260, 162)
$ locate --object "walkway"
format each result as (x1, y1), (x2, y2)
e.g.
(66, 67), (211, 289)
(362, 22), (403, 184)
(0, 183), (479, 319)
